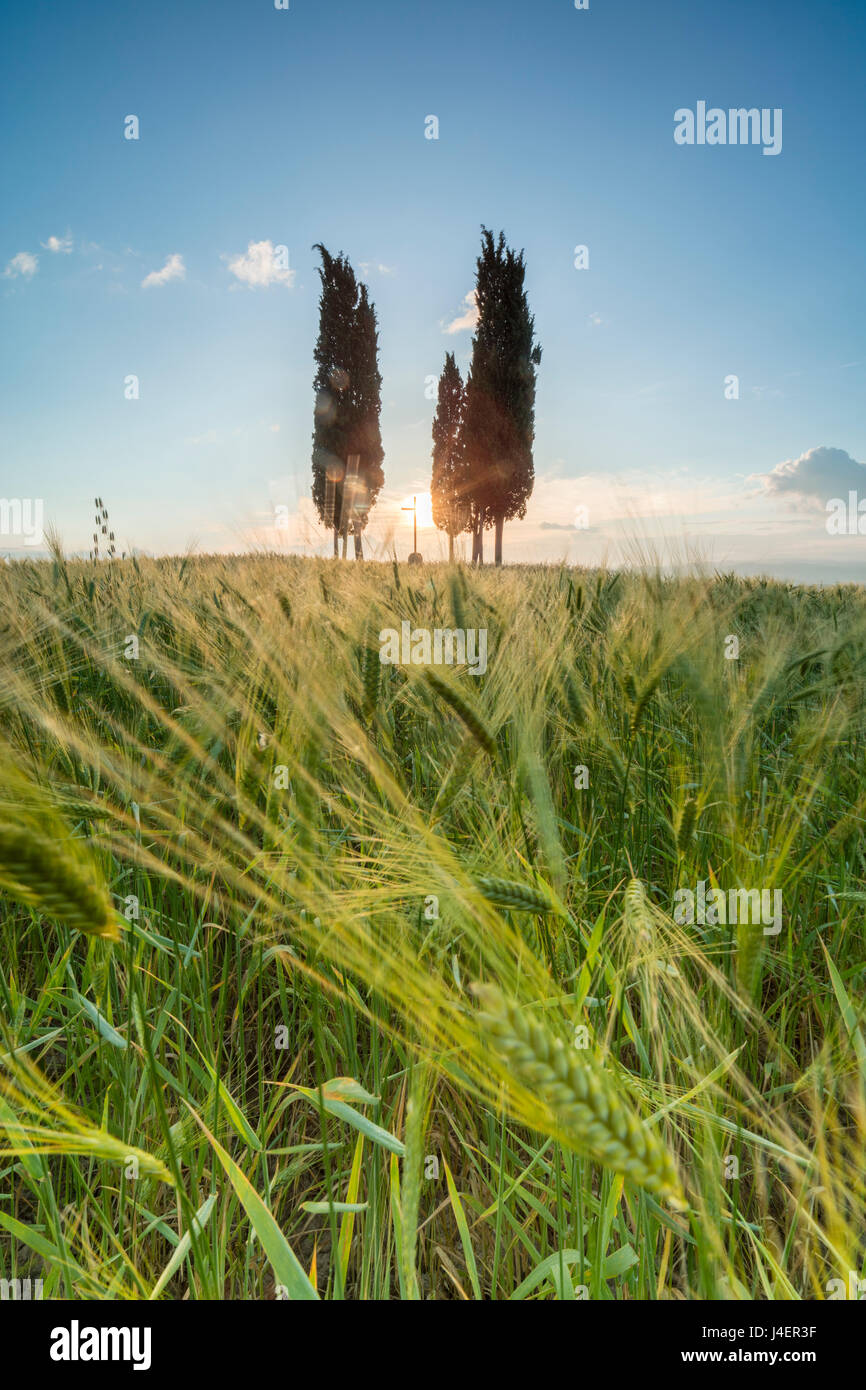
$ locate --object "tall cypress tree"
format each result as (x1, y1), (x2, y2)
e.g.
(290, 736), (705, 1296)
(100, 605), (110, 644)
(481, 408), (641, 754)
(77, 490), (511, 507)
(311, 246), (384, 558)
(430, 352), (468, 562)
(312, 246), (355, 557)
(460, 228), (542, 565)
(345, 283), (384, 558)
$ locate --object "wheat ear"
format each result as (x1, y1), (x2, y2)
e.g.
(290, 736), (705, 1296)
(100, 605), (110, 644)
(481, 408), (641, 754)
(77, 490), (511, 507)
(475, 874), (554, 915)
(0, 823), (118, 940)
(474, 984), (686, 1208)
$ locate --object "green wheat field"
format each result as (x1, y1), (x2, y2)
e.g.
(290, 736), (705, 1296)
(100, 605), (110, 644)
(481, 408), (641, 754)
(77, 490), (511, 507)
(1, 548), (865, 1301)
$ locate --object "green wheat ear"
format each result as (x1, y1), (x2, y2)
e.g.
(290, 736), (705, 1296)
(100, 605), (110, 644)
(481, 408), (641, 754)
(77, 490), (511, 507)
(474, 984), (686, 1210)
(735, 919), (765, 1003)
(676, 797), (698, 855)
(424, 669), (496, 756)
(624, 877), (655, 941)
(475, 874), (554, 915)
(361, 631), (381, 722)
(0, 823), (118, 940)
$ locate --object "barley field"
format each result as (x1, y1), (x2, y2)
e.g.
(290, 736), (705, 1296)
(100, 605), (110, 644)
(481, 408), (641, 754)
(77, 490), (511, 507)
(1, 549), (865, 1301)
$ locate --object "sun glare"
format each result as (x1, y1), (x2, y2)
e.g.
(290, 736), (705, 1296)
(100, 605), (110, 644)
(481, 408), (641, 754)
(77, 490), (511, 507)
(400, 492), (434, 529)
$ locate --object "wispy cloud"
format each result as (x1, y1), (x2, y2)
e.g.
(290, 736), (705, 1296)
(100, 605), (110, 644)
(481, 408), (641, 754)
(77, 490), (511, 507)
(41, 235), (72, 254)
(444, 289), (479, 335)
(3, 251), (38, 279)
(141, 253), (186, 289)
(225, 240), (295, 289)
(359, 261), (396, 278)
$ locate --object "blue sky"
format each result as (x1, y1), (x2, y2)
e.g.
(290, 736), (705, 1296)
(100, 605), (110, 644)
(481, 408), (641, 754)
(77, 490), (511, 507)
(2, 0), (865, 576)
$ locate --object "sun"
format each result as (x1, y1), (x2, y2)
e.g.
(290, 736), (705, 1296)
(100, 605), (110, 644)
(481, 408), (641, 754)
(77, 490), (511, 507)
(400, 492), (434, 529)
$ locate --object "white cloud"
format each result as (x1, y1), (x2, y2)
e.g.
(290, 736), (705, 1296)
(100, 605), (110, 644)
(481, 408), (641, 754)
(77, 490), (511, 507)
(589, 311), (603, 326)
(225, 240), (295, 289)
(3, 251), (38, 279)
(757, 446), (866, 507)
(141, 253), (186, 289)
(41, 235), (72, 254)
(444, 289), (479, 335)
(359, 261), (396, 278)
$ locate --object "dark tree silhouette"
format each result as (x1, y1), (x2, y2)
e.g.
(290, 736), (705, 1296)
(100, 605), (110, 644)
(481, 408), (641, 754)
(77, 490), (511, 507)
(460, 228), (542, 565)
(431, 352), (469, 561)
(311, 246), (384, 558)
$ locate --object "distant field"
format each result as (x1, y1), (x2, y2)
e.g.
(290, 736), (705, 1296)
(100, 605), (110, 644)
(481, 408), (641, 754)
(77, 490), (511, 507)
(1, 552), (865, 1300)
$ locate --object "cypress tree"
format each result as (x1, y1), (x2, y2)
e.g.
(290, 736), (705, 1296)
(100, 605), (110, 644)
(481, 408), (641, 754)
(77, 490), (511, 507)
(431, 352), (469, 562)
(312, 245), (354, 556)
(460, 228), (542, 565)
(311, 246), (384, 558)
(345, 283), (384, 558)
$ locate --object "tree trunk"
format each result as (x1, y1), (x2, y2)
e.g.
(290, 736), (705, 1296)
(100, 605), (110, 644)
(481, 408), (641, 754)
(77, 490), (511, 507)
(494, 515), (504, 566)
(333, 526), (339, 558)
(448, 532), (454, 563)
(341, 528), (348, 559)
(472, 518), (484, 566)
(353, 525), (363, 560)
